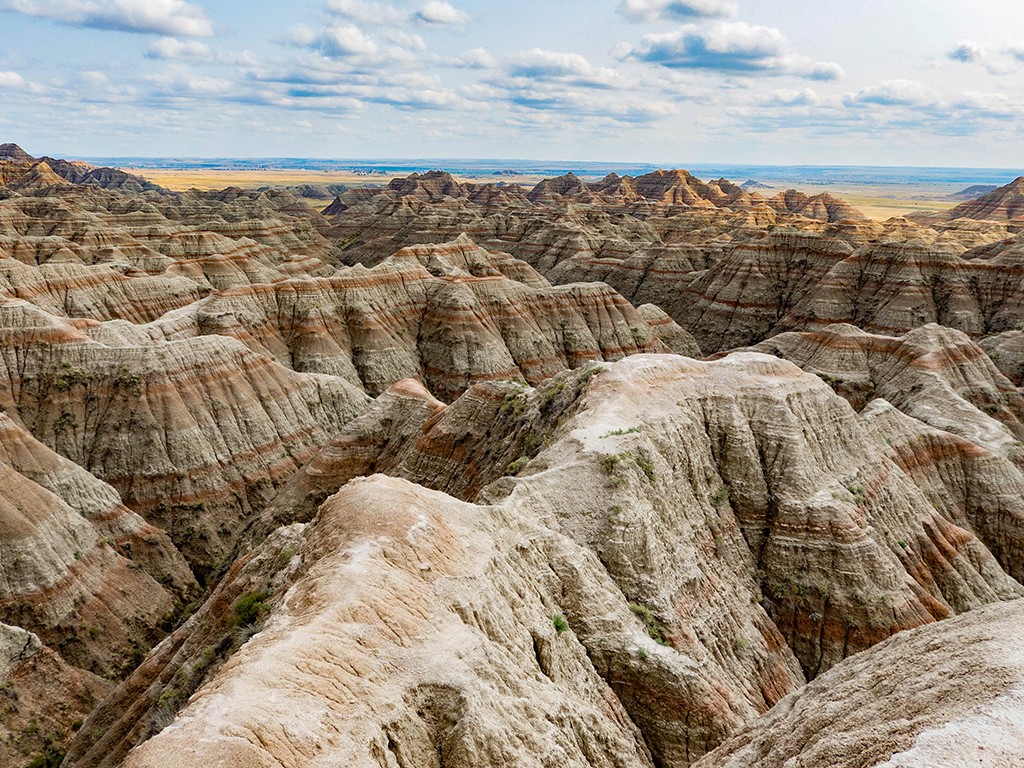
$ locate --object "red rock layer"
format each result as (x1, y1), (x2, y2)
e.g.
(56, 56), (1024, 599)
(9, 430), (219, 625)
(140, 236), (682, 401)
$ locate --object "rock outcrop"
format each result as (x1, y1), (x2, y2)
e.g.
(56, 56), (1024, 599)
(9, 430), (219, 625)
(0, 298), (369, 577)
(696, 598), (1024, 767)
(124, 235), (686, 400)
(749, 323), (1024, 453)
(69, 354), (1024, 767)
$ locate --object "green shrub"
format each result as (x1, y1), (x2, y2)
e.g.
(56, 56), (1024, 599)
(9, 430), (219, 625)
(232, 590), (270, 627)
(506, 457), (530, 476)
(599, 454), (621, 474)
(601, 426), (643, 438)
(633, 452), (656, 484)
(551, 613), (569, 633)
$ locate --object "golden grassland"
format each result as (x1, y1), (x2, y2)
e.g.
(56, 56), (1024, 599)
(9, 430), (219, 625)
(126, 168), (962, 222)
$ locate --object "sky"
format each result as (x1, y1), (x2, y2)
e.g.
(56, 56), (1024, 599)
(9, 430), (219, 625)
(1, 0), (1023, 167)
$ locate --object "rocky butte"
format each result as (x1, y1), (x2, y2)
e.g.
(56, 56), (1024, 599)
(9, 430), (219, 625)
(1, 143), (1024, 766)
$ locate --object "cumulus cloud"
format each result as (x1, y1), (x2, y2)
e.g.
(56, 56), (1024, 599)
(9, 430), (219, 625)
(506, 48), (629, 90)
(414, 1), (469, 26)
(948, 40), (984, 64)
(0, 70), (27, 88)
(288, 23), (379, 57)
(454, 47), (497, 69)
(317, 24), (379, 56)
(326, 0), (405, 25)
(619, 0), (736, 22)
(4, 0), (213, 36)
(146, 36), (212, 61)
(765, 87), (820, 107)
(621, 22), (843, 79)
(510, 49), (595, 79)
(846, 79), (938, 107)
(944, 40), (1024, 73)
(325, 0), (469, 32)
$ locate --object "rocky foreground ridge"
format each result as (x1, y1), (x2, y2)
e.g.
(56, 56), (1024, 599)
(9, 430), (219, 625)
(1, 144), (1024, 765)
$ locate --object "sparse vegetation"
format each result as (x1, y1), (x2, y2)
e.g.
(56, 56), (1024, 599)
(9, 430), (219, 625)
(599, 453), (621, 474)
(231, 590), (270, 627)
(633, 451), (656, 484)
(845, 482), (867, 501)
(601, 426), (643, 438)
(506, 456), (530, 476)
(551, 613), (569, 633)
(629, 603), (669, 646)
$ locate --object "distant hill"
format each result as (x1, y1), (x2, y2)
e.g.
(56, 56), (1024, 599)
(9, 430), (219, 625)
(930, 177), (1024, 221)
(0, 142), (166, 193)
(0, 142), (35, 163)
(947, 184), (1000, 201)
(741, 179), (772, 190)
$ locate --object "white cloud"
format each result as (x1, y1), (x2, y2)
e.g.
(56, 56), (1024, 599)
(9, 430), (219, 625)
(948, 40), (984, 64)
(319, 24), (379, 56)
(4, 0), (213, 36)
(288, 23), (380, 58)
(511, 48), (594, 78)
(454, 47), (497, 69)
(379, 28), (428, 51)
(766, 87), (820, 106)
(622, 22), (843, 80)
(147, 69), (234, 97)
(846, 79), (938, 107)
(506, 48), (630, 90)
(325, 0), (405, 26)
(414, 0), (469, 26)
(0, 70), (27, 88)
(619, 0), (736, 22)
(146, 36), (212, 61)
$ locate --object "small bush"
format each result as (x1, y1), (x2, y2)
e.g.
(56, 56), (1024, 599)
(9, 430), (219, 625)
(232, 590), (270, 627)
(506, 457), (530, 476)
(633, 452), (656, 485)
(551, 613), (569, 633)
(599, 454), (621, 474)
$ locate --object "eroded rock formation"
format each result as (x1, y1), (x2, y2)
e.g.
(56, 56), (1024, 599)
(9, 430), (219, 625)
(4, 148), (1024, 766)
(69, 354), (1024, 766)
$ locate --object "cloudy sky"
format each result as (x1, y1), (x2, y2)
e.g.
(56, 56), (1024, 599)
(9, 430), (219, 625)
(1, 0), (1022, 166)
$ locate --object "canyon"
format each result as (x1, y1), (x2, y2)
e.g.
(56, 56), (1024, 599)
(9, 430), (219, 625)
(2, 143), (1024, 766)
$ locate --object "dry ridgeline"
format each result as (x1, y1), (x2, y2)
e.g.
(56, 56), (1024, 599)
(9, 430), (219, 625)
(2, 142), (1024, 766)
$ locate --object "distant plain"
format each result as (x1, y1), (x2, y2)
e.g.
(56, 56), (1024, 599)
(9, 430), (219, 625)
(120, 161), (1017, 221)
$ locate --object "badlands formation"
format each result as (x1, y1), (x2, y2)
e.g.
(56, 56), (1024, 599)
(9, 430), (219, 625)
(1, 144), (1024, 766)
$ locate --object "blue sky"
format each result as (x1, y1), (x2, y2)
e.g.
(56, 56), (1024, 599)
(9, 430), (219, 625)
(1, 0), (1022, 166)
